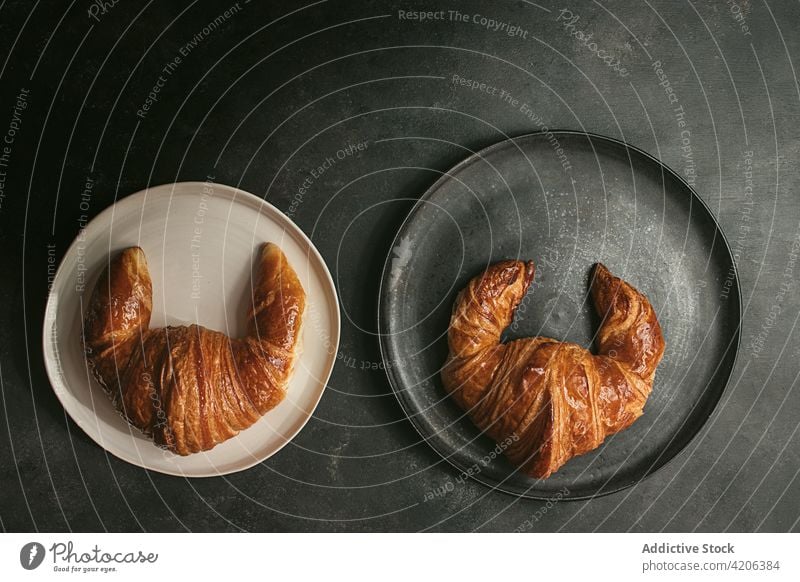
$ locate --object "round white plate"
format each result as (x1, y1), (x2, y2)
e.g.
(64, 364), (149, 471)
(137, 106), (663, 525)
(43, 182), (340, 477)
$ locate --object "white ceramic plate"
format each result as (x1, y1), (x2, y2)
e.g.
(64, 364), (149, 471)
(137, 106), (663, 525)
(42, 182), (340, 477)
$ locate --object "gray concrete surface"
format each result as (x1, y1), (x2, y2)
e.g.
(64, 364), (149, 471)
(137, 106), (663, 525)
(0, 0), (798, 531)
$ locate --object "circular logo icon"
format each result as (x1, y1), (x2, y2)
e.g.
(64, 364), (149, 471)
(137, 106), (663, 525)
(19, 542), (45, 570)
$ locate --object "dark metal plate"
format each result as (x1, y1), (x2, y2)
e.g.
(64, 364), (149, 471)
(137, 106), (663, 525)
(378, 131), (741, 500)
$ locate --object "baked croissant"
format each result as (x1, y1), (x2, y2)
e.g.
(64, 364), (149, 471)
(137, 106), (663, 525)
(83, 243), (305, 455)
(442, 261), (665, 479)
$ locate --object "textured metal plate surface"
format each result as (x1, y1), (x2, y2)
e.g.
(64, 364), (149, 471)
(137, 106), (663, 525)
(378, 131), (741, 500)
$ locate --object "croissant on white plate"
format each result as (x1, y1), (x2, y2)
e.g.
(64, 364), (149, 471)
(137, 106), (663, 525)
(442, 260), (665, 478)
(83, 243), (305, 455)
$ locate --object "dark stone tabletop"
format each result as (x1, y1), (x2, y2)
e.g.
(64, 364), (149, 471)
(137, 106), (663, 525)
(1, 0), (798, 532)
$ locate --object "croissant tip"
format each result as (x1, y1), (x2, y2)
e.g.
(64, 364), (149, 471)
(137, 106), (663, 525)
(117, 246), (148, 269)
(120, 245), (144, 256)
(260, 241), (282, 256)
(590, 264), (615, 297)
(593, 262), (614, 280)
(524, 260), (536, 287)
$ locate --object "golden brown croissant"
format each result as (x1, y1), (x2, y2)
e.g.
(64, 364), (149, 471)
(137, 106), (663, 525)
(442, 261), (665, 479)
(83, 243), (305, 455)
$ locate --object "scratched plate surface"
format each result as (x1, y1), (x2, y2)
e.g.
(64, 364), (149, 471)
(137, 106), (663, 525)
(378, 132), (741, 499)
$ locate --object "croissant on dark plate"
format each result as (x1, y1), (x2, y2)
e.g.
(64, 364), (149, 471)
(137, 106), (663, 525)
(442, 260), (665, 479)
(83, 243), (305, 455)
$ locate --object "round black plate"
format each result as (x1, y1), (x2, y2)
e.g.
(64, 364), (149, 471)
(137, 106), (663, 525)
(378, 131), (741, 500)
